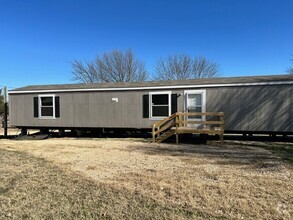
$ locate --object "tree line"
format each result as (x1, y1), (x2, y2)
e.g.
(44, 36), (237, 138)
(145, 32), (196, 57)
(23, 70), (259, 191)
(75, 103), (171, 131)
(72, 49), (222, 83)
(72, 49), (293, 83)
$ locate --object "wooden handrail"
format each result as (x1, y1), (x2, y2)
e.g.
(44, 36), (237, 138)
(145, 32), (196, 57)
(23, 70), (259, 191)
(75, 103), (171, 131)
(176, 112), (224, 116)
(152, 112), (177, 127)
(155, 121), (176, 135)
(176, 120), (224, 125)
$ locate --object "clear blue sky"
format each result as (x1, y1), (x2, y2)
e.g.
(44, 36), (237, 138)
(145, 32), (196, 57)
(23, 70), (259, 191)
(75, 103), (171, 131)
(0, 0), (292, 89)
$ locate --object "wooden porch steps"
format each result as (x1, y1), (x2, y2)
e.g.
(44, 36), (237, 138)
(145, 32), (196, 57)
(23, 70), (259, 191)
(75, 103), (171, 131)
(155, 129), (176, 143)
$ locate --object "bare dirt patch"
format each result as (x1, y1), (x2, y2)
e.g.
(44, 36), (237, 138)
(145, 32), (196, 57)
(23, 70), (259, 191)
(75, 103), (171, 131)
(0, 127), (39, 137)
(0, 127), (20, 136)
(0, 138), (292, 219)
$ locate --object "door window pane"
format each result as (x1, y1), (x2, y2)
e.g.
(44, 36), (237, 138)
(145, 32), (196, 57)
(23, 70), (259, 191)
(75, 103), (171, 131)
(188, 106), (202, 119)
(188, 106), (202, 112)
(188, 94), (201, 106)
(187, 93), (202, 120)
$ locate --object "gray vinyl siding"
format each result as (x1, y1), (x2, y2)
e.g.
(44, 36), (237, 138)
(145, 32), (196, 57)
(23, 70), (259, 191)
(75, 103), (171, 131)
(206, 85), (293, 132)
(9, 90), (183, 129)
(9, 85), (293, 132)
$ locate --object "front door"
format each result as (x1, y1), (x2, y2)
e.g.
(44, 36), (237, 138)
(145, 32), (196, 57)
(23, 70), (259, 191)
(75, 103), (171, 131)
(184, 90), (206, 127)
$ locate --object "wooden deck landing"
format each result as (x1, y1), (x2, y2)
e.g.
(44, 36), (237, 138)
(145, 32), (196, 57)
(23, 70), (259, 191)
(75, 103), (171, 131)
(152, 112), (224, 144)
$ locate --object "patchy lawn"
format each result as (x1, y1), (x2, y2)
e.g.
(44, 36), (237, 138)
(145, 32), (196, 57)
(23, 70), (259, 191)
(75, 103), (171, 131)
(229, 140), (293, 165)
(0, 138), (292, 219)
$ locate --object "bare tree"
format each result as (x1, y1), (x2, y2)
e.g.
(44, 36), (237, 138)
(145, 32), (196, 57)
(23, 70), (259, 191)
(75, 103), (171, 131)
(193, 56), (222, 78)
(287, 57), (293, 74)
(155, 54), (193, 80)
(154, 54), (222, 80)
(72, 49), (148, 83)
(72, 60), (99, 83)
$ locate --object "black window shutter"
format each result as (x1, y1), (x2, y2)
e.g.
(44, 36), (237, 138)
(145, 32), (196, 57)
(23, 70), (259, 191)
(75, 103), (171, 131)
(142, 95), (149, 118)
(171, 94), (178, 114)
(33, 97), (38, 117)
(55, 96), (60, 118)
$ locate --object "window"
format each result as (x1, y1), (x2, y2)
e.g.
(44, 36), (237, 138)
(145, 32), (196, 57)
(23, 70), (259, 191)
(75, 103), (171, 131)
(39, 95), (55, 118)
(149, 91), (171, 119)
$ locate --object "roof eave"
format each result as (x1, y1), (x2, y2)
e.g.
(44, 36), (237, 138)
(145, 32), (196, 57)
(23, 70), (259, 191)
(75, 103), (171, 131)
(8, 80), (293, 94)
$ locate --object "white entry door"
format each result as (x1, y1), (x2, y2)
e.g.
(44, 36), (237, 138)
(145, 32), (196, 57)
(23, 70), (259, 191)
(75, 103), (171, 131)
(184, 90), (206, 127)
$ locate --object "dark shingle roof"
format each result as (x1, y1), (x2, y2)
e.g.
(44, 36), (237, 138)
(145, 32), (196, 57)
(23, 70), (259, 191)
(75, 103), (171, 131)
(10, 74), (293, 92)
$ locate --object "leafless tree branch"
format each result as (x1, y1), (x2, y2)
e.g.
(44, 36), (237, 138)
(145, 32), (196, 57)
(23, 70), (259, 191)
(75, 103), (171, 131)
(193, 56), (222, 78)
(154, 54), (222, 80)
(287, 57), (293, 74)
(72, 49), (148, 83)
(72, 60), (99, 83)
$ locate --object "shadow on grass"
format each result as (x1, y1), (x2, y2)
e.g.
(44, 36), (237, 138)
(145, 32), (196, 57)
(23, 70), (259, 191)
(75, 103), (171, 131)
(127, 141), (286, 169)
(229, 141), (293, 165)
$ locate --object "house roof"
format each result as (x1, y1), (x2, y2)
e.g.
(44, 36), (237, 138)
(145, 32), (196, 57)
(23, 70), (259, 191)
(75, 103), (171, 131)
(9, 74), (293, 94)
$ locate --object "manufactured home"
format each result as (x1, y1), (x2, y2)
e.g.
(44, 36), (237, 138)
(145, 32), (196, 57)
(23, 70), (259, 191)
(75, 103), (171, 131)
(8, 74), (293, 140)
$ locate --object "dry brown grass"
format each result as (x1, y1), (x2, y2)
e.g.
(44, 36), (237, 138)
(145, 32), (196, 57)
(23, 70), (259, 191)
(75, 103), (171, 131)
(0, 138), (292, 219)
(0, 147), (202, 219)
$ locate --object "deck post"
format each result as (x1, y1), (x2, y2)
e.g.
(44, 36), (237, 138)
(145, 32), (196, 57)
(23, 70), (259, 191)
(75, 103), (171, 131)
(157, 126), (160, 141)
(220, 134), (224, 144)
(179, 114), (183, 127)
(152, 125), (155, 143)
(220, 113), (224, 144)
(175, 113), (179, 144)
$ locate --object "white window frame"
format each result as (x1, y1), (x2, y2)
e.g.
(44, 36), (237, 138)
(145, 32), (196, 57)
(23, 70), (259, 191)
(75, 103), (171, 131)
(184, 89), (206, 121)
(38, 94), (56, 119)
(149, 91), (171, 120)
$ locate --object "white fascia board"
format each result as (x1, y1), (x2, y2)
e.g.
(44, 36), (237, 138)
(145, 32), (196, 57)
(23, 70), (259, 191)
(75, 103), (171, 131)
(8, 81), (293, 94)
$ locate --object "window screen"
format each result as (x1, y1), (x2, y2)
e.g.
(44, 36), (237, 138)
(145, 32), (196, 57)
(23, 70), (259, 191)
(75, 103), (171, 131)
(41, 107), (54, 116)
(152, 94), (169, 105)
(151, 94), (170, 118)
